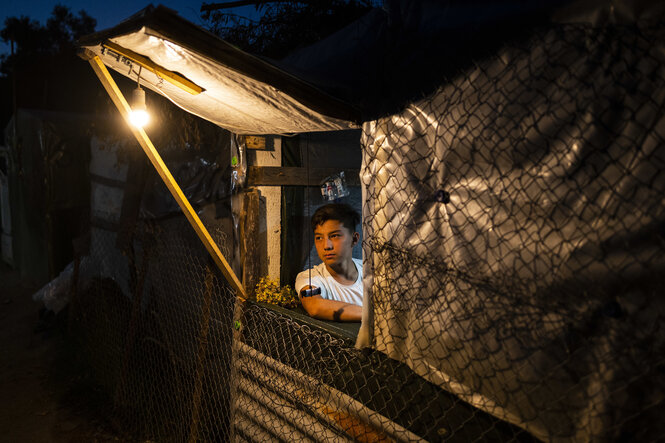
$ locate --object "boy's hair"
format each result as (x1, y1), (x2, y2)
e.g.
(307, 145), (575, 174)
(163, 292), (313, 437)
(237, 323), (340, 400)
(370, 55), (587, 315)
(311, 203), (360, 232)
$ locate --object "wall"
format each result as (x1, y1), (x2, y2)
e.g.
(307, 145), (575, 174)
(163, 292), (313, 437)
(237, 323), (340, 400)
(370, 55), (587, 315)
(252, 137), (282, 284)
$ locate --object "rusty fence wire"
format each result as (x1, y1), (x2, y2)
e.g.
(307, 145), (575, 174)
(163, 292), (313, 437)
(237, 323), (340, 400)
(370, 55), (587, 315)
(70, 215), (533, 442)
(68, 17), (665, 443)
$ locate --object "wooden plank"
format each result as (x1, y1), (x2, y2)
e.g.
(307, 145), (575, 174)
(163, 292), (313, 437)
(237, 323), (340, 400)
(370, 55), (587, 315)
(244, 135), (267, 150)
(87, 54), (246, 300)
(242, 189), (261, 296)
(247, 166), (360, 187)
(102, 41), (204, 95)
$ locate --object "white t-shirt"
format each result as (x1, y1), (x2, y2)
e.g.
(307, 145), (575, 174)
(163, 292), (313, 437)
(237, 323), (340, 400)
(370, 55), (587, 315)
(295, 258), (363, 306)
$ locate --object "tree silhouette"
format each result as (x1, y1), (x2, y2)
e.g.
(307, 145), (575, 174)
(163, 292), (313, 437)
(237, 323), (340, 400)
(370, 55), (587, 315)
(1, 5), (95, 75)
(0, 5), (98, 128)
(202, 0), (375, 58)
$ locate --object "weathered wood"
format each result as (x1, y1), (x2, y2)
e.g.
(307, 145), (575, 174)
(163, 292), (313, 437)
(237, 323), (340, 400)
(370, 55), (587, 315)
(88, 55), (246, 300)
(113, 242), (150, 408)
(102, 41), (204, 95)
(247, 166), (360, 187)
(244, 135), (273, 150)
(67, 255), (81, 337)
(242, 189), (261, 297)
(188, 265), (214, 443)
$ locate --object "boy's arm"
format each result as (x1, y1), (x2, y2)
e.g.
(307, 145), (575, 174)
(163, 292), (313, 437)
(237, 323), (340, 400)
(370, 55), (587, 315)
(299, 286), (362, 322)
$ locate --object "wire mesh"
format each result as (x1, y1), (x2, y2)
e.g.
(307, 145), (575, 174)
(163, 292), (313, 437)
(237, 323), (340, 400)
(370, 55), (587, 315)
(70, 216), (238, 441)
(66, 17), (665, 443)
(360, 20), (665, 442)
(71, 215), (534, 442)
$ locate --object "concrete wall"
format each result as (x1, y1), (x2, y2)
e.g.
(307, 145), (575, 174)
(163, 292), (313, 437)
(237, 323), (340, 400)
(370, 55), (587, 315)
(252, 137), (282, 284)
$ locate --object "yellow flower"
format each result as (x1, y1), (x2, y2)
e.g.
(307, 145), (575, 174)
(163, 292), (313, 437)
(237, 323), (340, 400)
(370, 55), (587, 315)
(255, 277), (299, 308)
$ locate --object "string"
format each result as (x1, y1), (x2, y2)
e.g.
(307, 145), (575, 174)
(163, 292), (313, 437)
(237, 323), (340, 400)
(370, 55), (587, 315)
(306, 134), (311, 290)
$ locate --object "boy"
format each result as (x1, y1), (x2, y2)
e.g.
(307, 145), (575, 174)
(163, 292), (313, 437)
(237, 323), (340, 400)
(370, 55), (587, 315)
(295, 203), (362, 322)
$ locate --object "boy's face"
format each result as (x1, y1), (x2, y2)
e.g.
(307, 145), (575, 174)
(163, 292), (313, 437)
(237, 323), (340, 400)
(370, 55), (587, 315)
(314, 220), (358, 267)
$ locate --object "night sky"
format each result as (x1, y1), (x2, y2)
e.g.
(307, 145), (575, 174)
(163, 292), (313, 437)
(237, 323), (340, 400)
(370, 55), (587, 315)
(0, 1), (233, 55)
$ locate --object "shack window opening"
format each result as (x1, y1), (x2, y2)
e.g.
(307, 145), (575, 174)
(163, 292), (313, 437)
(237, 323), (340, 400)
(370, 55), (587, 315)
(246, 130), (363, 336)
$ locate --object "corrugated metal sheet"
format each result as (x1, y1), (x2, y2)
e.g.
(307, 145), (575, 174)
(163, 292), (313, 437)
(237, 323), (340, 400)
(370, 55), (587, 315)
(234, 341), (425, 442)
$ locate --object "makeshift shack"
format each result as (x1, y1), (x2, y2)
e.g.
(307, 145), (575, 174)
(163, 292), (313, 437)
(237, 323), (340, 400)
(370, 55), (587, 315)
(65, 1), (665, 441)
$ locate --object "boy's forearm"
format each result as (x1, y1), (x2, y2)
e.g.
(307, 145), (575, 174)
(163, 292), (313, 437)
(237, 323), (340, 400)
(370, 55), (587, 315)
(301, 297), (362, 322)
(328, 301), (362, 322)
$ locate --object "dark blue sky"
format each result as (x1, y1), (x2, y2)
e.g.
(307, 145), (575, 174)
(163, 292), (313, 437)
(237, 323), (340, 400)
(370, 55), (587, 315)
(1, 1), (249, 55)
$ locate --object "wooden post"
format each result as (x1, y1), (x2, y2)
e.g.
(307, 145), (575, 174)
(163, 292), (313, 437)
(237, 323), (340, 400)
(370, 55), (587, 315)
(113, 241), (150, 408)
(67, 255), (81, 336)
(84, 52), (245, 300)
(188, 265), (214, 443)
(242, 189), (261, 297)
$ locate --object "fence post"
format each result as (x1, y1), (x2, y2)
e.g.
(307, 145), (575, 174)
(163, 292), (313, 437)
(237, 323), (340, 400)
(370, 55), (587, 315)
(242, 189), (261, 296)
(188, 265), (214, 443)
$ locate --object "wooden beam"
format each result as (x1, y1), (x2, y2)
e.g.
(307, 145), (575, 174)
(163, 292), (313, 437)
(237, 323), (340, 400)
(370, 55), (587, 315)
(102, 41), (204, 95)
(243, 135), (273, 150)
(247, 166), (360, 187)
(87, 54), (246, 300)
(242, 189), (261, 296)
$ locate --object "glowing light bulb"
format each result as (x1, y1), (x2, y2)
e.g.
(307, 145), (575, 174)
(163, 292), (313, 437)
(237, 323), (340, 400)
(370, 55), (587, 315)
(129, 86), (149, 128)
(129, 109), (149, 128)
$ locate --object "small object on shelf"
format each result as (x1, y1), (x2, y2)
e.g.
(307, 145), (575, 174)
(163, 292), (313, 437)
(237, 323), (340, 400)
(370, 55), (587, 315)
(320, 171), (350, 202)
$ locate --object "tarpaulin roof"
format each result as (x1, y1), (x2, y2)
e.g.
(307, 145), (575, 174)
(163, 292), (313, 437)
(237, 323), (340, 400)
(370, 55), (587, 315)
(78, 4), (361, 135)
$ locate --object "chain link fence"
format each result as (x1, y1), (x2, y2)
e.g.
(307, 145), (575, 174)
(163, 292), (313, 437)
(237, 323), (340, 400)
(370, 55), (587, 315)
(361, 18), (665, 442)
(70, 214), (534, 442)
(67, 16), (664, 443)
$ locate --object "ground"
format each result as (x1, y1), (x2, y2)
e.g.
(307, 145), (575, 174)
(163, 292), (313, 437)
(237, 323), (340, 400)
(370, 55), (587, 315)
(0, 261), (122, 442)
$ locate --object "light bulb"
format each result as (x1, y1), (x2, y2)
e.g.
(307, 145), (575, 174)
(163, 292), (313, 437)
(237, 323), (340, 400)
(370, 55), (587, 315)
(129, 86), (149, 128)
(129, 109), (149, 128)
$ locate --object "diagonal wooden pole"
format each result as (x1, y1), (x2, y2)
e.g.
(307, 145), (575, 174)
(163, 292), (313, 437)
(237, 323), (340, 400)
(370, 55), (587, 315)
(85, 52), (246, 300)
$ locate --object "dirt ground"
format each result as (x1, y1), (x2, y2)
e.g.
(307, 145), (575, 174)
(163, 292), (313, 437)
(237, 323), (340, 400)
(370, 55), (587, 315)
(0, 261), (123, 442)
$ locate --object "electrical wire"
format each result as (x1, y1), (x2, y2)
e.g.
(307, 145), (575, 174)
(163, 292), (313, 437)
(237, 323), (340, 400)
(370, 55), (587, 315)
(306, 134), (311, 289)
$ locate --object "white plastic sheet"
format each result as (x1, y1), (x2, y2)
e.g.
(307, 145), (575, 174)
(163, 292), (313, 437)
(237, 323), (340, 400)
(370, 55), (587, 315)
(360, 19), (665, 442)
(80, 8), (358, 135)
